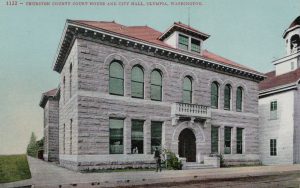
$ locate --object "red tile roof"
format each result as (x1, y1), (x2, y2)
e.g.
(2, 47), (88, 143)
(173, 21), (209, 38)
(71, 20), (259, 74)
(259, 69), (300, 91)
(42, 88), (58, 97)
(39, 88), (58, 108)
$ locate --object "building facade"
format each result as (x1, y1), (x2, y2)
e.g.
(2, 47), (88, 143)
(259, 16), (300, 165)
(40, 20), (264, 170)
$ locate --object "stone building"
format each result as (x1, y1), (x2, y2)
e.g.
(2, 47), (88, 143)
(259, 16), (300, 165)
(40, 20), (265, 170)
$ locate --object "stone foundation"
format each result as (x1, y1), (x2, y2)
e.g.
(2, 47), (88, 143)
(59, 154), (156, 171)
(223, 154), (261, 166)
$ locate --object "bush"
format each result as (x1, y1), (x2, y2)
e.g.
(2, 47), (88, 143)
(26, 133), (44, 158)
(164, 149), (182, 170)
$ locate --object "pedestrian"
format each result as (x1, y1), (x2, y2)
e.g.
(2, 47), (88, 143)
(154, 147), (162, 172)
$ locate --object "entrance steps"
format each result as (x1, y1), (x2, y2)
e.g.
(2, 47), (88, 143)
(184, 162), (216, 170)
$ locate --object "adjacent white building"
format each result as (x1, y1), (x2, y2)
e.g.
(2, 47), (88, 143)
(259, 16), (300, 165)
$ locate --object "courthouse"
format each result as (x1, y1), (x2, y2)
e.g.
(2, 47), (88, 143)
(39, 20), (265, 170)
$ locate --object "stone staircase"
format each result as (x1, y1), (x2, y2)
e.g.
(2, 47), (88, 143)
(184, 162), (216, 170)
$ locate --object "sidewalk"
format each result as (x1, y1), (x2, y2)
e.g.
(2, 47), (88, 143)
(1, 156), (300, 188)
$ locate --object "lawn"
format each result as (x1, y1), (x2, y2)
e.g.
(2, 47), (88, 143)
(0, 154), (31, 183)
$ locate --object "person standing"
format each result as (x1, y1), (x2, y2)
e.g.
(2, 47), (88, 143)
(154, 147), (162, 172)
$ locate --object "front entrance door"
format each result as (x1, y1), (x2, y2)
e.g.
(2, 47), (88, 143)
(178, 128), (196, 162)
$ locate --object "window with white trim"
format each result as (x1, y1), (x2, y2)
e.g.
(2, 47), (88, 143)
(191, 38), (200, 53)
(178, 34), (189, 50)
(270, 101), (277, 120)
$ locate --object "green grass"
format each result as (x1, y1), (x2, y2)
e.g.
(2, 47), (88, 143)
(0, 154), (31, 183)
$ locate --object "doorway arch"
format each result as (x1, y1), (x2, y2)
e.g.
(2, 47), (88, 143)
(178, 128), (196, 162)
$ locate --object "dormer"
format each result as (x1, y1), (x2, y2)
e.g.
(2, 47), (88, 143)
(159, 22), (210, 54)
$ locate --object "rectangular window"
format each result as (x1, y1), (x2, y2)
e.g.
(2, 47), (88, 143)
(70, 119), (72, 154)
(224, 127), (232, 154)
(270, 139), (277, 156)
(63, 124), (66, 154)
(211, 126), (219, 153)
(270, 101), (277, 120)
(178, 34), (189, 50)
(131, 120), (144, 154)
(151, 121), (162, 153)
(236, 128), (243, 154)
(191, 38), (201, 53)
(109, 118), (124, 154)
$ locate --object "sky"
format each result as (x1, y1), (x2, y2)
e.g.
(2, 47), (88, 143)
(0, 0), (299, 154)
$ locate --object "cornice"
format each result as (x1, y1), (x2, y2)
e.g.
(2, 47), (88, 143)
(53, 21), (265, 82)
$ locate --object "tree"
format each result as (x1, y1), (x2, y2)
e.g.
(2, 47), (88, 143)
(26, 132), (38, 157)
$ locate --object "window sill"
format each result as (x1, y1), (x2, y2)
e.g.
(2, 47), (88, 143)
(109, 93), (124, 96)
(151, 99), (162, 102)
(132, 96), (144, 99)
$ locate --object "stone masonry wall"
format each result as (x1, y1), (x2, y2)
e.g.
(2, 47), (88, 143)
(59, 39), (79, 163)
(44, 98), (59, 162)
(59, 38), (260, 170)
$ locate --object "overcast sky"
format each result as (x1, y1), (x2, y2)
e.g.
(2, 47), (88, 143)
(0, 0), (299, 154)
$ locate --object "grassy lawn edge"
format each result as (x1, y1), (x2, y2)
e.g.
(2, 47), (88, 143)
(0, 154), (32, 183)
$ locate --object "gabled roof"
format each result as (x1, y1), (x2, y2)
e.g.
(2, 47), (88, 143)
(39, 88), (59, 108)
(159, 21), (210, 41)
(259, 68), (300, 91)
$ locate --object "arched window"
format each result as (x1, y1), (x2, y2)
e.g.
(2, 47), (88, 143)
(131, 66), (144, 98)
(69, 64), (72, 98)
(211, 82), (219, 108)
(224, 84), (232, 110)
(236, 87), (243, 112)
(63, 76), (66, 103)
(109, 61), (124, 96)
(150, 70), (162, 101)
(290, 34), (300, 51)
(182, 76), (192, 103)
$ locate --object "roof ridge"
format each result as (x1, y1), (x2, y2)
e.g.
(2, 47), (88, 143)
(72, 20), (120, 25)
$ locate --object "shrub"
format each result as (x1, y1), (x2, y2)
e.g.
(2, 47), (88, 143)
(26, 132), (39, 157)
(164, 149), (182, 170)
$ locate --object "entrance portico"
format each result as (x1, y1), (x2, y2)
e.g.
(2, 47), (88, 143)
(171, 120), (206, 163)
